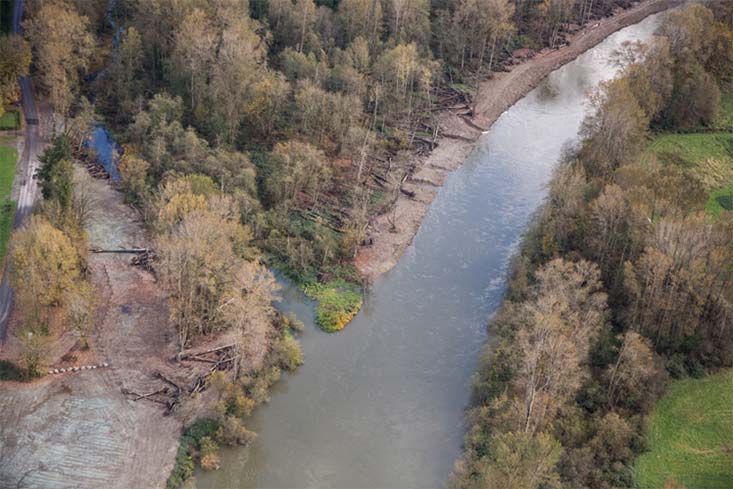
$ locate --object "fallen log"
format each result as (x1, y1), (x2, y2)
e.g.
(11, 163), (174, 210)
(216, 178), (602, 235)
(132, 387), (169, 401)
(91, 247), (148, 253)
(178, 344), (236, 362)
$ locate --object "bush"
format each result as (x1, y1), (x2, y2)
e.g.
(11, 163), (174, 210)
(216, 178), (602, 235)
(303, 280), (362, 332)
(166, 418), (219, 489)
(271, 330), (303, 370)
(215, 415), (257, 446)
(199, 436), (221, 471)
(0, 359), (25, 381)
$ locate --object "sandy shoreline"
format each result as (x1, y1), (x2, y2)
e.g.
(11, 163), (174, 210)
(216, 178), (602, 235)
(355, 0), (685, 281)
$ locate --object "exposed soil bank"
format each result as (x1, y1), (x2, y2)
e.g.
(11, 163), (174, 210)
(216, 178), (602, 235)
(355, 0), (684, 280)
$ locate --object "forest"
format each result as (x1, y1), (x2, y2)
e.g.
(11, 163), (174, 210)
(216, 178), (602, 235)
(0, 0), (648, 343)
(1, 0), (728, 485)
(450, 3), (733, 488)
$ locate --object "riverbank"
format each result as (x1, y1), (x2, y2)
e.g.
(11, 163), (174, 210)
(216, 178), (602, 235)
(354, 0), (685, 281)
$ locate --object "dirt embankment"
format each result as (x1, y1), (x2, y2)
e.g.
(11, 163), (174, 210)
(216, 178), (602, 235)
(354, 0), (685, 281)
(0, 173), (184, 489)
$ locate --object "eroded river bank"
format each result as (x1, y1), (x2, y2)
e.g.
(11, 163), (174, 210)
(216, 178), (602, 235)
(196, 11), (668, 489)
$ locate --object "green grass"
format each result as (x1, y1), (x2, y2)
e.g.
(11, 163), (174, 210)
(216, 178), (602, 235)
(0, 136), (17, 268)
(635, 370), (733, 489)
(706, 186), (733, 218)
(0, 110), (20, 131)
(642, 132), (733, 217)
(642, 132), (733, 170)
(303, 279), (362, 332)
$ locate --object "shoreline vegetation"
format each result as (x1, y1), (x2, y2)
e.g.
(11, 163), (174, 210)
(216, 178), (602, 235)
(353, 0), (687, 282)
(451, 3), (733, 488)
(0, 0), (713, 487)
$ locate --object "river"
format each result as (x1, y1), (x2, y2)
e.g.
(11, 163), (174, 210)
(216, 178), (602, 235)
(196, 13), (664, 489)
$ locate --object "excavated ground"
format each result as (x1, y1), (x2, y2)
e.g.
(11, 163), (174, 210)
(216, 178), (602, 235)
(0, 172), (182, 489)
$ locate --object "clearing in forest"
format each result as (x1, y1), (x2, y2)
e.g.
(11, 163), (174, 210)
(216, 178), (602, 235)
(641, 86), (733, 218)
(635, 370), (733, 489)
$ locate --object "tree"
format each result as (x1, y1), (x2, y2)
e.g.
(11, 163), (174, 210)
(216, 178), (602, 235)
(11, 216), (81, 330)
(373, 43), (437, 121)
(336, 0), (383, 45)
(620, 37), (673, 120)
(448, 0), (515, 75)
(623, 214), (726, 354)
(172, 8), (216, 111)
(64, 281), (96, 348)
(0, 34), (31, 117)
(266, 140), (332, 210)
(24, 0), (93, 119)
(382, 0), (430, 46)
(118, 153), (150, 203)
(268, 0), (317, 52)
(663, 62), (720, 130)
(37, 135), (73, 207)
(294, 80), (361, 148)
(605, 331), (661, 411)
(107, 26), (144, 121)
(67, 97), (96, 152)
(154, 175), (275, 367)
(478, 431), (562, 489)
(209, 18), (267, 143)
(579, 78), (648, 177)
(511, 259), (607, 433)
(241, 72), (291, 141)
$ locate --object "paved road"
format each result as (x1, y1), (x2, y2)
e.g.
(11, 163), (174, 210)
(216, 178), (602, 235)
(0, 0), (42, 341)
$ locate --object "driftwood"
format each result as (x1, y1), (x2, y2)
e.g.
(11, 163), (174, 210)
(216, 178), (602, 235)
(91, 247), (148, 253)
(441, 132), (474, 142)
(131, 250), (156, 272)
(153, 371), (182, 415)
(85, 161), (109, 179)
(121, 387), (170, 404)
(178, 343), (236, 361)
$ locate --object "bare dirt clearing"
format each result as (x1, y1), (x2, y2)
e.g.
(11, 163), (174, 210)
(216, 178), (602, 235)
(0, 173), (181, 489)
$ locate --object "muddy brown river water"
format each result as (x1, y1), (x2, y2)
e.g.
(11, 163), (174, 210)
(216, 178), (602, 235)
(196, 12), (664, 489)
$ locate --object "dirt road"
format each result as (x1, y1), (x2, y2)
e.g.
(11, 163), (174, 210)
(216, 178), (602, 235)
(354, 0), (686, 281)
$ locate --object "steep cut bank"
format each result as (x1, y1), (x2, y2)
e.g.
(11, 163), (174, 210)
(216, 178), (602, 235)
(355, 0), (685, 280)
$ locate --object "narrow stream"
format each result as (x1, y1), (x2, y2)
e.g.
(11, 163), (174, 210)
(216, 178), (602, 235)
(196, 13), (664, 489)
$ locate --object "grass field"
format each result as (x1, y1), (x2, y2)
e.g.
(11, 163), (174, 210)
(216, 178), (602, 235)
(0, 135), (17, 268)
(635, 370), (733, 489)
(0, 110), (21, 131)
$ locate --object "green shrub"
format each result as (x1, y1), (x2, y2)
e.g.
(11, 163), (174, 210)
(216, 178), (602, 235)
(271, 330), (303, 370)
(166, 418), (219, 489)
(303, 279), (362, 332)
(0, 359), (25, 381)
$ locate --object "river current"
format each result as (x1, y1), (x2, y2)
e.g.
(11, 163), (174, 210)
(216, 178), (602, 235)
(196, 13), (664, 488)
